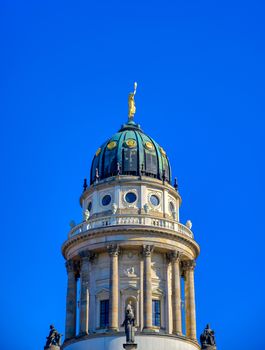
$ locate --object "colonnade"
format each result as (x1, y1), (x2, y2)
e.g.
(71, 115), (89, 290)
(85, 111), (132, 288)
(64, 246), (197, 342)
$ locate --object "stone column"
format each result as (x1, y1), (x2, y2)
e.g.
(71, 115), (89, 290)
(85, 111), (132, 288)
(107, 244), (120, 331)
(79, 250), (90, 336)
(65, 259), (77, 340)
(142, 245), (154, 331)
(183, 260), (196, 340)
(170, 251), (182, 335)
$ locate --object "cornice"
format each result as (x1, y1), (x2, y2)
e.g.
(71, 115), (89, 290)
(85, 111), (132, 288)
(61, 225), (200, 259)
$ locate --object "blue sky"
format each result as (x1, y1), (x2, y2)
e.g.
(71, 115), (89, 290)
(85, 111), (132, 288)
(0, 1), (264, 349)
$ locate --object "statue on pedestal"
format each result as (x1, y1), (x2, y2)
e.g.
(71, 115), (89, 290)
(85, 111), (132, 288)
(200, 324), (217, 349)
(44, 324), (62, 349)
(122, 301), (136, 344)
(128, 82), (137, 121)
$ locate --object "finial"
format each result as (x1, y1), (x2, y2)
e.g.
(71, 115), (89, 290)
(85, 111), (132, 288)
(174, 177), (178, 191)
(128, 82), (137, 121)
(162, 169), (166, 184)
(83, 178), (88, 192)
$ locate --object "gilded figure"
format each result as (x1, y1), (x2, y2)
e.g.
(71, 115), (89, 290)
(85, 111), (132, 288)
(128, 82), (137, 120)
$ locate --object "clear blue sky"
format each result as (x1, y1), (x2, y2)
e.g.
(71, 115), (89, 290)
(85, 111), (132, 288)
(0, 1), (264, 349)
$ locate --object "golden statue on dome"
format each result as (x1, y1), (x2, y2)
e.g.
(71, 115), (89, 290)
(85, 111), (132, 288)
(128, 82), (137, 120)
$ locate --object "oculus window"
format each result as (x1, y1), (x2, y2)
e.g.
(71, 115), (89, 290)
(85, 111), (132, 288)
(150, 194), (160, 207)
(125, 192), (137, 203)
(102, 195), (112, 206)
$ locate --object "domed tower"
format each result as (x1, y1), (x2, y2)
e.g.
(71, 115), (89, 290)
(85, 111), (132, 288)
(61, 85), (200, 350)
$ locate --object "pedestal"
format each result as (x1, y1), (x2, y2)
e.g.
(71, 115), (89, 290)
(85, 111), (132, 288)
(123, 344), (138, 350)
(44, 346), (60, 350)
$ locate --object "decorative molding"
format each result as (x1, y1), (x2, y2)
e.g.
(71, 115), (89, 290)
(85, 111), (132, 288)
(95, 287), (109, 297)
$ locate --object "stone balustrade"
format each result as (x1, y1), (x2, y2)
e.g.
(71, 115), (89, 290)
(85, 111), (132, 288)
(68, 215), (194, 239)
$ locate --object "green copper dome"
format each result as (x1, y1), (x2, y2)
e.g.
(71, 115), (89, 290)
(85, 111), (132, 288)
(90, 120), (172, 185)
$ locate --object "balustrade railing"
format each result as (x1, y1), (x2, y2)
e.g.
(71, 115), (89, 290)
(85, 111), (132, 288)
(68, 215), (193, 239)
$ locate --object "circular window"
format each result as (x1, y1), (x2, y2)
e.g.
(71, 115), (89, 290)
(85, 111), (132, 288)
(125, 192), (137, 203)
(160, 147), (166, 157)
(145, 141), (154, 150)
(87, 202), (92, 212)
(150, 194), (160, 206)
(107, 141), (117, 150)
(169, 201), (175, 213)
(102, 194), (112, 206)
(125, 139), (137, 148)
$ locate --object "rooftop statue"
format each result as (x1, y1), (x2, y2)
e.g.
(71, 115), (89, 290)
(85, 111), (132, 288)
(128, 82), (137, 120)
(200, 324), (217, 349)
(122, 301), (136, 344)
(45, 324), (62, 349)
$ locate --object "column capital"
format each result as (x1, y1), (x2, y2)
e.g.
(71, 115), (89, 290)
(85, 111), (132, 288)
(142, 245), (154, 257)
(79, 250), (90, 259)
(182, 260), (196, 271)
(167, 250), (182, 263)
(65, 259), (76, 273)
(107, 244), (120, 257)
(79, 250), (96, 263)
(79, 250), (94, 271)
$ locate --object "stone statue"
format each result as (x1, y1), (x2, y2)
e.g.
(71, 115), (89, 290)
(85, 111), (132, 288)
(200, 324), (216, 349)
(45, 324), (62, 349)
(69, 220), (76, 229)
(186, 220), (192, 229)
(83, 209), (90, 222)
(143, 203), (150, 214)
(112, 203), (118, 214)
(128, 82), (137, 120)
(122, 301), (135, 343)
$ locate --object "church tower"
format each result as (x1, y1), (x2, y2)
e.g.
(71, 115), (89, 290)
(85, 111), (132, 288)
(61, 85), (201, 350)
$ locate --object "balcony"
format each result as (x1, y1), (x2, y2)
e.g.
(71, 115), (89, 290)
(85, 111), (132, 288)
(68, 214), (194, 240)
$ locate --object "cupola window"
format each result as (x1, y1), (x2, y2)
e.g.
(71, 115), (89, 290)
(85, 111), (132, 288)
(125, 192), (137, 203)
(102, 194), (112, 206)
(169, 201), (175, 214)
(87, 201), (92, 212)
(150, 194), (160, 207)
